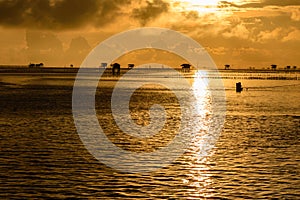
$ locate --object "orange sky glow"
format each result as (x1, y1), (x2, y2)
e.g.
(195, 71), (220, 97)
(0, 0), (299, 69)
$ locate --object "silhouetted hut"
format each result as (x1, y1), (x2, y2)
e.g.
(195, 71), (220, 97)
(225, 64), (230, 70)
(181, 64), (191, 72)
(271, 64), (277, 70)
(111, 63), (121, 76)
(28, 63), (35, 68)
(128, 64), (134, 69)
(28, 63), (44, 68)
(101, 63), (107, 68)
(36, 63), (44, 67)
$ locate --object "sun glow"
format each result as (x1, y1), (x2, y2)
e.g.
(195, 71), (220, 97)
(181, 0), (221, 7)
(171, 0), (239, 15)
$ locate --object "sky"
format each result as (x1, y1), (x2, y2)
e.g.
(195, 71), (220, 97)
(0, 0), (299, 69)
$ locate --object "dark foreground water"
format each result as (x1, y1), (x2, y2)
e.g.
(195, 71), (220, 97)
(0, 72), (299, 199)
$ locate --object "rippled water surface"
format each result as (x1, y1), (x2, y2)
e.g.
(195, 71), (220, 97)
(1, 72), (299, 199)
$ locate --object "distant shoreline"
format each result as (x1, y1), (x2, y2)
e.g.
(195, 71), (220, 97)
(0, 66), (299, 81)
(1, 65), (299, 74)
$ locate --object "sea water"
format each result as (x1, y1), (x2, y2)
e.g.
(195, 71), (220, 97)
(0, 71), (299, 199)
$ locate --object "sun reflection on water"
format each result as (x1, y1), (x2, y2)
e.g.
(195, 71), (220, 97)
(192, 70), (210, 117)
(181, 70), (215, 196)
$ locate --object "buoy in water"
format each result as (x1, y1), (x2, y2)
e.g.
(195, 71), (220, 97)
(236, 82), (243, 93)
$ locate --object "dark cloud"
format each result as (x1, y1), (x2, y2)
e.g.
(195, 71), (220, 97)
(132, 0), (169, 26)
(219, 0), (300, 8)
(0, 0), (131, 29)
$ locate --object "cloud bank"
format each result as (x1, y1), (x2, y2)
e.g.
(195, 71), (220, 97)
(0, 0), (170, 29)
